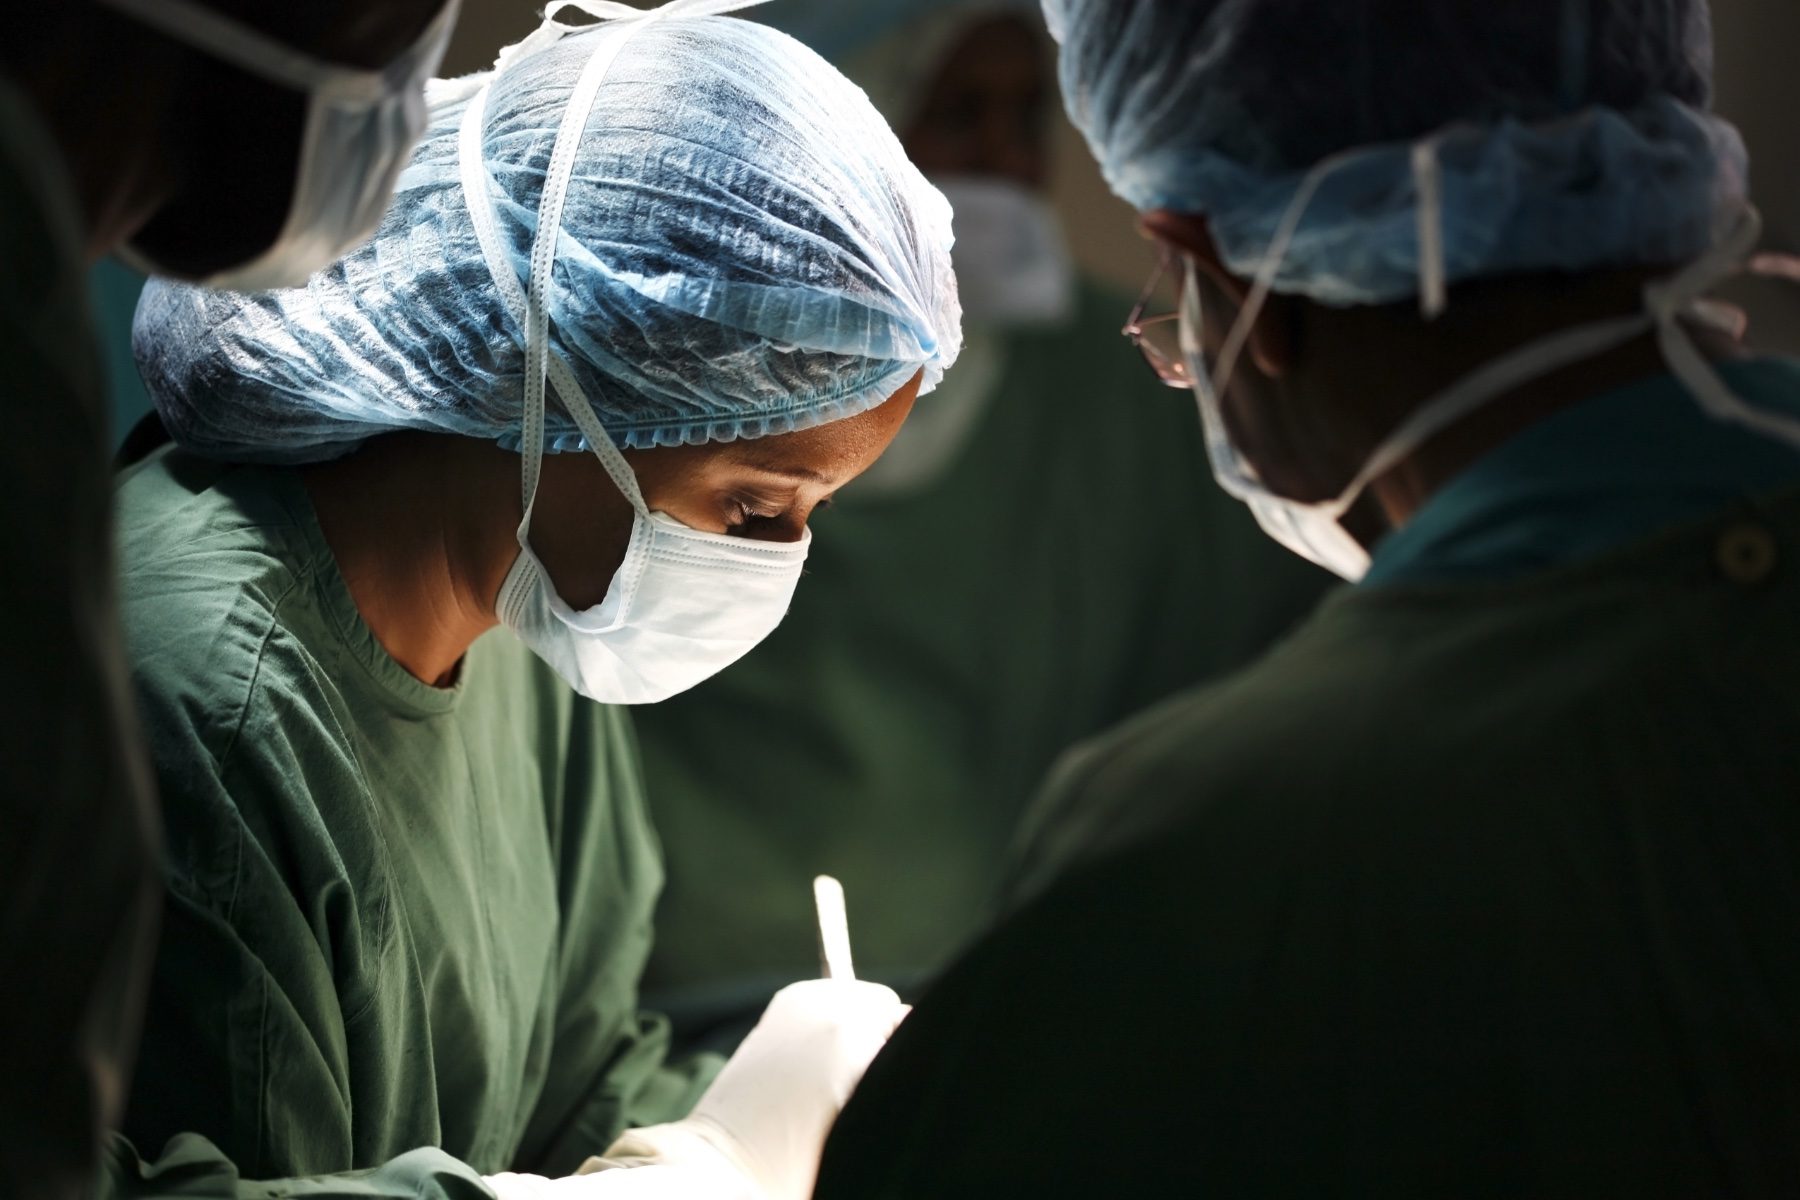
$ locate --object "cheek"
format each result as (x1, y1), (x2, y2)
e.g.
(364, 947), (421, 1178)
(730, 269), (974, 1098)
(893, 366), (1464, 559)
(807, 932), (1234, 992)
(635, 483), (736, 534)
(1221, 376), (1348, 504)
(529, 457), (639, 609)
(624, 448), (732, 533)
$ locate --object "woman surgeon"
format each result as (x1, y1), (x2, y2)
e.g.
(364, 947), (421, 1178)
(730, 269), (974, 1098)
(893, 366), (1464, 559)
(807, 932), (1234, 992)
(107, 3), (959, 1197)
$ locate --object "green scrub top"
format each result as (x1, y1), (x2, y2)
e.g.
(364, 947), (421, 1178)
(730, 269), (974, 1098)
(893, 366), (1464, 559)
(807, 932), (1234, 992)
(634, 283), (1330, 1003)
(0, 78), (160, 1200)
(817, 366), (1800, 1197)
(110, 449), (712, 1195)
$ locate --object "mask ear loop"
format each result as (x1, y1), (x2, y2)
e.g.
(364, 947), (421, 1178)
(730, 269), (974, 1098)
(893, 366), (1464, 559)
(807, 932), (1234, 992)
(1201, 138), (1449, 513)
(457, 74), (610, 465)
(1205, 132), (1800, 549)
(1412, 139), (1448, 320)
(1648, 204), (1800, 450)
(1180, 257), (1260, 500)
(519, 20), (658, 529)
(1207, 132), (1430, 398)
(456, 0), (778, 624)
(1206, 161), (1331, 405)
(518, 0), (783, 524)
(1341, 203), (1800, 519)
(1213, 122), (1491, 397)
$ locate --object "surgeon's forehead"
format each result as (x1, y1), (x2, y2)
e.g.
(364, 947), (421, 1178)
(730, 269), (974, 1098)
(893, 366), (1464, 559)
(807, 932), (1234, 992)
(718, 372), (924, 482)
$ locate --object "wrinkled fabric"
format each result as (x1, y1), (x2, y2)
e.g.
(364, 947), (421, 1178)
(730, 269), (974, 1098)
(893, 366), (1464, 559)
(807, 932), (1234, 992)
(0, 77), (159, 1200)
(114, 449), (715, 1186)
(101, 1136), (493, 1200)
(1042, 0), (1748, 305)
(817, 373), (1800, 1194)
(134, 14), (959, 463)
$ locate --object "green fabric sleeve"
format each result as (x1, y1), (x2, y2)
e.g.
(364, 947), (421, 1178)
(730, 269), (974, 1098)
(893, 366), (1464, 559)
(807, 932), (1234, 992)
(514, 1013), (717, 1175)
(123, 649), (715, 1188)
(100, 1135), (494, 1200)
(125, 623), (443, 1178)
(511, 706), (721, 1175)
(1000, 683), (1223, 906)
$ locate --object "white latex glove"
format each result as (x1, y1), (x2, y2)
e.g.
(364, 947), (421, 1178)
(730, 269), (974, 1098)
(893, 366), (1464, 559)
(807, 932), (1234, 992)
(484, 1160), (755, 1200)
(592, 979), (908, 1200)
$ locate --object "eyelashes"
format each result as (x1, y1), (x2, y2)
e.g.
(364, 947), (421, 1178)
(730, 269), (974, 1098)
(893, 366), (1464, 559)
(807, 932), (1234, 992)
(725, 494), (833, 533)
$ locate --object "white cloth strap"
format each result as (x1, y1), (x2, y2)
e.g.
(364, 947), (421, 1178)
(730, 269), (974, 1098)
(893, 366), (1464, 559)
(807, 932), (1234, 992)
(1411, 139), (1448, 320)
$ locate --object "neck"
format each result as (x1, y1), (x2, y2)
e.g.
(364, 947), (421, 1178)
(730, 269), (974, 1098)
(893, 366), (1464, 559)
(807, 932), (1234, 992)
(1299, 269), (1742, 531)
(4, 12), (185, 260)
(302, 434), (519, 688)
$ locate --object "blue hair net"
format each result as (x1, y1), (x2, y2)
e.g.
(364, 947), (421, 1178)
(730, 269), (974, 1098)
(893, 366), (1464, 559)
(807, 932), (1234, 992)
(1042, 0), (1749, 307)
(135, 7), (962, 463)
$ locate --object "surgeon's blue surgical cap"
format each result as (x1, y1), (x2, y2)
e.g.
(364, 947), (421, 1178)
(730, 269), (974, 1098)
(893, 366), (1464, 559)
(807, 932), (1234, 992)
(1042, 0), (1748, 307)
(135, 7), (962, 462)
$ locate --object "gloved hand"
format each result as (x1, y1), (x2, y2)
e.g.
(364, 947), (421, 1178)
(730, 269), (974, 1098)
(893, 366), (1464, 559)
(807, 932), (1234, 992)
(592, 979), (908, 1200)
(484, 1161), (756, 1200)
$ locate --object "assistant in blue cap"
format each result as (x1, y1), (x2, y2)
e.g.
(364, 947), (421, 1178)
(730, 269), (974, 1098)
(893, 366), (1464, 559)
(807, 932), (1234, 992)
(814, 1), (1800, 1194)
(1044, 0), (1742, 306)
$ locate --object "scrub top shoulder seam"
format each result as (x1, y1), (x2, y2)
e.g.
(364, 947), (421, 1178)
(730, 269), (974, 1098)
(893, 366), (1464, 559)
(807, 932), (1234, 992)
(210, 569), (310, 776)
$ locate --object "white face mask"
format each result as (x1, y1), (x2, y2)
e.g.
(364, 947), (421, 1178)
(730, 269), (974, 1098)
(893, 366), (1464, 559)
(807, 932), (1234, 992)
(935, 176), (1075, 328)
(1178, 261), (1374, 580)
(497, 511), (810, 706)
(98, 0), (458, 291)
(459, 0), (807, 705)
(1179, 203), (1800, 583)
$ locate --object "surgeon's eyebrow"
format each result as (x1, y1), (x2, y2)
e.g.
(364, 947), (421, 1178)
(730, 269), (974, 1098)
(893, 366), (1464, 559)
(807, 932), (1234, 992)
(740, 463), (834, 485)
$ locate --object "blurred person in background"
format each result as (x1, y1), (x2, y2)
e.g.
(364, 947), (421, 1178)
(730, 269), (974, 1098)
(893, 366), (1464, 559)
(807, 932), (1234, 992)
(0, 1), (454, 1196)
(814, 0), (1800, 1194)
(632, 0), (1329, 1032)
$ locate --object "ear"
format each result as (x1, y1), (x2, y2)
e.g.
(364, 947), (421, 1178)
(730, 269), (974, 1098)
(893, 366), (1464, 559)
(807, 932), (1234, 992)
(1139, 209), (1296, 378)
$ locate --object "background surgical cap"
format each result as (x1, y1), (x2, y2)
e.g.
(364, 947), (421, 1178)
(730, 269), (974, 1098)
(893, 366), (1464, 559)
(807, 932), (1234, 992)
(756, 0), (1042, 128)
(135, 14), (961, 463)
(1042, 0), (1750, 306)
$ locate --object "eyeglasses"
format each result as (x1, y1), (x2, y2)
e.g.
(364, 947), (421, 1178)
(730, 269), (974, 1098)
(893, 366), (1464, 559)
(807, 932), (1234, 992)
(1122, 248), (1193, 390)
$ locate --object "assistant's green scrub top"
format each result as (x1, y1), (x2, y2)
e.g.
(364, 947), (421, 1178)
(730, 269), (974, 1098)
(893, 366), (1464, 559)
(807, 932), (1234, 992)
(634, 283), (1330, 998)
(817, 363), (1800, 1197)
(111, 449), (712, 1193)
